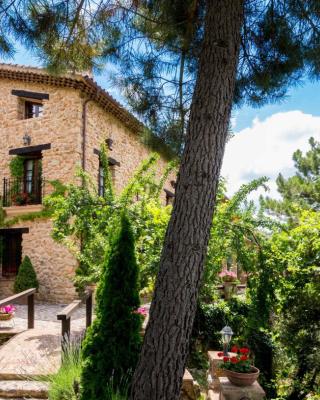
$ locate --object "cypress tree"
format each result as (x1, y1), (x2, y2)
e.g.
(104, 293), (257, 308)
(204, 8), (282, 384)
(14, 255), (39, 293)
(80, 213), (142, 400)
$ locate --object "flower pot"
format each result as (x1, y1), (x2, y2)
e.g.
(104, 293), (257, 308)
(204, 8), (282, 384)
(225, 366), (260, 386)
(0, 313), (14, 321)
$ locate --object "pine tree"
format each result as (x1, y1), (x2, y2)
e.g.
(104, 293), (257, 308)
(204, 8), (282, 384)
(261, 137), (320, 220)
(14, 255), (39, 293)
(3, 1), (320, 398)
(80, 213), (142, 400)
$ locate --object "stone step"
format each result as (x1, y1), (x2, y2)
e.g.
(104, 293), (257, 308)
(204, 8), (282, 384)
(0, 380), (48, 399)
(207, 389), (220, 400)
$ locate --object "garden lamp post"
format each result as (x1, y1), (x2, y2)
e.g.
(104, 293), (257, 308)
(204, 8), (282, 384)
(220, 325), (233, 356)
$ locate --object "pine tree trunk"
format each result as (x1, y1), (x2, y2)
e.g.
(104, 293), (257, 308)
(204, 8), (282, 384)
(131, 1), (244, 399)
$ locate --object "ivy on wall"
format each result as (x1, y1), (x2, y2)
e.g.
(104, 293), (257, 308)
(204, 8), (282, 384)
(9, 156), (25, 178)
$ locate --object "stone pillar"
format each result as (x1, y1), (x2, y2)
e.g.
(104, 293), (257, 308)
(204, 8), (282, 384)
(208, 351), (237, 391)
(219, 377), (266, 400)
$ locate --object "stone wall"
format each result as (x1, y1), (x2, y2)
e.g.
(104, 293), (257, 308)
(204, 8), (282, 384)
(84, 100), (175, 200)
(0, 76), (175, 303)
(0, 219), (77, 303)
(0, 78), (83, 186)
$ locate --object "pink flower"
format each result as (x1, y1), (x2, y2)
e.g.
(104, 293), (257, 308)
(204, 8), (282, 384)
(133, 307), (148, 318)
(219, 270), (237, 279)
(0, 305), (16, 315)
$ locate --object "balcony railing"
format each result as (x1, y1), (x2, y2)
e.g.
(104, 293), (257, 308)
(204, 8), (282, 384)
(2, 177), (45, 207)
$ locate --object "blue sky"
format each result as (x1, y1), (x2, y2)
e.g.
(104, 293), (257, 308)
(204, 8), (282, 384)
(234, 80), (320, 131)
(4, 45), (320, 200)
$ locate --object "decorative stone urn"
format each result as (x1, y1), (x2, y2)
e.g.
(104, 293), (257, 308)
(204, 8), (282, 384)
(225, 366), (260, 386)
(223, 281), (237, 300)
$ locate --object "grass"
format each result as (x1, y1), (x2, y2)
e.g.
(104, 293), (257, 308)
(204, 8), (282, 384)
(47, 339), (82, 400)
(46, 337), (129, 400)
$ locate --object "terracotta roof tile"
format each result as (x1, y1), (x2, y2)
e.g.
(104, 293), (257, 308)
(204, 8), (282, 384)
(0, 63), (142, 132)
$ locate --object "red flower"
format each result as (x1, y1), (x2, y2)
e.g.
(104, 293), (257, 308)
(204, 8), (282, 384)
(240, 355), (248, 361)
(217, 352), (224, 357)
(231, 345), (238, 353)
(240, 347), (249, 354)
(230, 357), (238, 364)
(223, 356), (230, 362)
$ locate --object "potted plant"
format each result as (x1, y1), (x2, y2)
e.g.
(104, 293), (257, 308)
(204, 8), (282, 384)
(218, 346), (260, 386)
(0, 305), (16, 321)
(219, 270), (237, 283)
(219, 270), (238, 299)
(11, 192), (30, 206)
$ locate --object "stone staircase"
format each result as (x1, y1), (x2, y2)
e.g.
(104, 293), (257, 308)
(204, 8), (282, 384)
(0, 380), (48, 399)
(0, 327), (58, 400)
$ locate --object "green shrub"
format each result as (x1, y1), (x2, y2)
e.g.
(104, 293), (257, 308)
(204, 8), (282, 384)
(80, 213), (142, 400)
(192, 298), (251, 351)
(14, 255), (39, 293)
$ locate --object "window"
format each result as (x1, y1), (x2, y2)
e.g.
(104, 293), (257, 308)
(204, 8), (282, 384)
(24, 155), (42, 202)
(24, 101), (43, 119)
(98, 161), (105, 197)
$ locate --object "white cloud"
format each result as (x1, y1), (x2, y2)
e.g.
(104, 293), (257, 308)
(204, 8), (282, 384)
(221, 110), (320, 201)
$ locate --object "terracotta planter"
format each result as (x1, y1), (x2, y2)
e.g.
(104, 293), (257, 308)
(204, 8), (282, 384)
(225, 366), (260, 386)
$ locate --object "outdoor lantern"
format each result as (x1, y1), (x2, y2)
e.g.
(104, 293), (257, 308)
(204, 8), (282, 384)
(23, 132), (31, 146)
(220, 325), (233, 356)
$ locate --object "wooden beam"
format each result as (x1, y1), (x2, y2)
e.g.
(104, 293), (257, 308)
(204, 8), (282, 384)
(164, 188), (175, 198)
(9, 143), (51, 155)
(0, 227), (29, 234)
(0, 288), (37, 307)
(57, 300), (82, 320)
(11, 89), (49, 100)
(93, 148), (120, 166)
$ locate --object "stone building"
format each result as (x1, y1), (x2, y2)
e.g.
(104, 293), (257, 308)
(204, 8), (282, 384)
(0, 63), (175, 303)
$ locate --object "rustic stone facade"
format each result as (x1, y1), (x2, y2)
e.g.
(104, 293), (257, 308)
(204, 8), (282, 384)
(0, 64), (175, 303)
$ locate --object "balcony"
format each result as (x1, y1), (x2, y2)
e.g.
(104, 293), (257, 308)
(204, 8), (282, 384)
(2, 177), (45, 209)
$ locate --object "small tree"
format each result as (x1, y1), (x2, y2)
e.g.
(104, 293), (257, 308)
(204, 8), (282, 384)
(14, 256), (39, 293)
(80, 213), (142, 400)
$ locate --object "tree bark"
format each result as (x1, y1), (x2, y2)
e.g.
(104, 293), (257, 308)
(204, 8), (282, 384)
(131, 1), (244, 399)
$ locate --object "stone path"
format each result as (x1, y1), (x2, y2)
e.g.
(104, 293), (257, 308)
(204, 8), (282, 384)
(0, 302), (86, 334)
(0, 303), (87, 399)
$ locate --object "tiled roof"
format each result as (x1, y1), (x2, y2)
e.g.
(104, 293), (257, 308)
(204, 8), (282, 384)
(0, 63), (142, 132)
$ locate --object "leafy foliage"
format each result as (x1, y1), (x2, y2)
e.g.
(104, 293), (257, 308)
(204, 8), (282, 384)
(3, 2), (320, 152)
(269, 210), (320, 400)
(192, 297), (251, 351)
(14, 255), (39, 293)
(202, 177), (273, 300)
(9, 156), (25, 178)
(45, 147), (175, 293)
(80, 213), (142, 399)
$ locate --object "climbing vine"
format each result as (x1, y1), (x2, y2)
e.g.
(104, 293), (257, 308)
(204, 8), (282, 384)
(9, 156), (25, 178)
